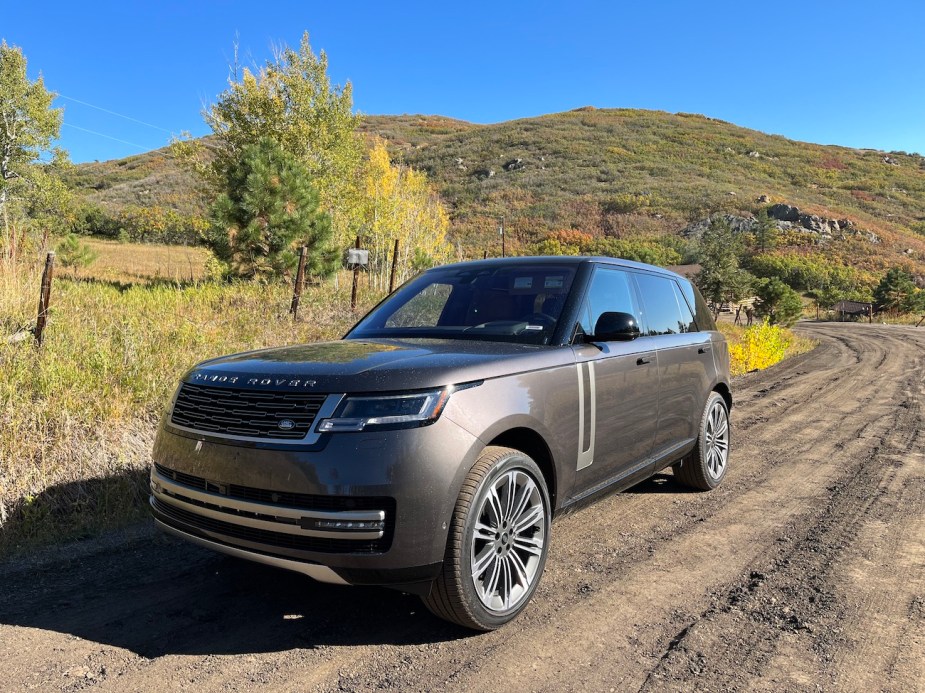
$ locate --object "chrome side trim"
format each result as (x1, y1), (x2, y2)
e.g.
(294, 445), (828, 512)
(167, 393), (345, 446)
(576, 361), (596, 471)
(155, 518), (351, 585)
(152, 471), (385, 540)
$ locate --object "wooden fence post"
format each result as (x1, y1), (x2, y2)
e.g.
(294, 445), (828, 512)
(350, 236), (361, 311)
(388, 238), (400, 294)
(289, 246), (308, 319)
(35, 251), (55, 347)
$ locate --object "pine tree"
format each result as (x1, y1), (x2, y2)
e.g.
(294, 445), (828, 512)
(210, 138), (336, 280)
(873, 267), (920, 315)
(695, 218), (754, 316)
(753, 208), (778, 254)
(754, 277), (803, 327)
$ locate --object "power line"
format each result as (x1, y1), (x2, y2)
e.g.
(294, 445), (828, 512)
(62, 123), (150, 151)
(57, 94), (173, 133)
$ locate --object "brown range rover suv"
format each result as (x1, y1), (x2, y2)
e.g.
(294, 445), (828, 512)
(151, 256), (732, 630)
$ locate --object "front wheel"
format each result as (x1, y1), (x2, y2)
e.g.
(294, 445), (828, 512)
(673, 391), (730, 490)
(423, 446), (551, 631)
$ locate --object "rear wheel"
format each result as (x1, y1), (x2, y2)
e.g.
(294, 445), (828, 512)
(423, 446), (551, 630)
(673, 392), (730, 490)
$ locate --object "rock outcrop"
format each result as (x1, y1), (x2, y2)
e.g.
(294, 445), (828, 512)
(682, 204), (880, 244)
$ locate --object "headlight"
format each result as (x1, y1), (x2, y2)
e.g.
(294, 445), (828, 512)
(317, 389), (450, 432)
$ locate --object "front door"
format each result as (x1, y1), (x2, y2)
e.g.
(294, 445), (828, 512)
(569, 267), (659, 497)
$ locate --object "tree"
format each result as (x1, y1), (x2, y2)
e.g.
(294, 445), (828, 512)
(752, 208), (778, 254)
(0, 41), (67, 249)
(755, 277), (803, 327)
(695, 218), (754, 317)
(359, 140), (451, 288)
(209, 137), (336, 280)
(873, 267), (921, 315)
(56, 232), (98, 272)
(173, 32), (364, 248)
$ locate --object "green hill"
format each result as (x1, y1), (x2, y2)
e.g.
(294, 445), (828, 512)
(67, 108), (925, 274)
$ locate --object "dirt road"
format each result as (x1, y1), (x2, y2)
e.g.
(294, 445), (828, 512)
(1, 322), (922, 692)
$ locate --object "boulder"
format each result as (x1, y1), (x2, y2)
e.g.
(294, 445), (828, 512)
(503, 158), (525, 171)
(768, 204), (800, 222)
(798, 214), (828, 233)
(757, 194), (771, 203)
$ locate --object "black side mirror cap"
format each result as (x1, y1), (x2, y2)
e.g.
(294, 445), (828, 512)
(591, 311), (641, 341)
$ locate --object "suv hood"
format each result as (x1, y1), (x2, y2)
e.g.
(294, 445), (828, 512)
(183, 339), (575, 392)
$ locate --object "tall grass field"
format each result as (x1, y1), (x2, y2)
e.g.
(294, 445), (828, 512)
(0, 243), (811, 556)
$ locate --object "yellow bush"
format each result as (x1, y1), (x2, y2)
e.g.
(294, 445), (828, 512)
(726, 320), (791, 375)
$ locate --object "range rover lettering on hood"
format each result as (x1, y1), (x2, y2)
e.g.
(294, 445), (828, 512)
(190, 372), (317, 388)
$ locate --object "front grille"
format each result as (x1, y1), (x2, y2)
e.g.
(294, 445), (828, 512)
(170, 382), (326, 439)
(153, 496), (392, 554)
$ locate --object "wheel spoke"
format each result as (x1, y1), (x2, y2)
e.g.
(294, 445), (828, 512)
(484, 555), (502, 596)
(509, 549), (529, 586)
(472, 544), (496, 578)
(486, 485), (504, 525)
(474, 520), (496, 542)
(513, 533), (544, 556)
(714, 419), (728, 440)
(509, 477), (535, 524)
(513, 504), (544, 533)
(500, 557), (513, 610)
(502, 471), (517, 520)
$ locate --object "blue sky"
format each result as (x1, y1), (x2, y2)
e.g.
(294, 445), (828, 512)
(5, 1), (924, 163)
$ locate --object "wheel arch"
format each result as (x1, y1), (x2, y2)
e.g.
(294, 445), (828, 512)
(486, 427), (558, 512)
(713, 381), (732, 411)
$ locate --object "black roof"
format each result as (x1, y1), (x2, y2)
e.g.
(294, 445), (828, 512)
(433, 255), (686, 280)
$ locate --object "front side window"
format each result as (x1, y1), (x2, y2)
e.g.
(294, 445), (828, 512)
(349, 265), (577, 345)
(577, 267), (639, 336)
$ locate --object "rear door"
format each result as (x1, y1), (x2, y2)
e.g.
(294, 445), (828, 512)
(569, 266), (659, 497)
(633, 272), (715, 464)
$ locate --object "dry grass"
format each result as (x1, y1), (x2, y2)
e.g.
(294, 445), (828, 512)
(68, 238), (212, 284)
(0, 250), (384, 556)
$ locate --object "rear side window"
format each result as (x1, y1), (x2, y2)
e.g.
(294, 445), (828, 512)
(635, 273), (691, 336)
(671, 281), (698, 333)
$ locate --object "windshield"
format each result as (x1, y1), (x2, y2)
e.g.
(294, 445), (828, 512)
(347, 264), (578, 345)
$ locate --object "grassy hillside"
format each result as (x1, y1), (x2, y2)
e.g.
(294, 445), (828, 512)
(68, 108), (925, 271)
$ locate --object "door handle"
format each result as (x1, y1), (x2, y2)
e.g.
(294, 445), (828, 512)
(698, 345), (712, 354)
(636, 356), (651, 365)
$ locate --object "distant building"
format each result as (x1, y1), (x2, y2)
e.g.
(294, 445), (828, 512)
(833, 300), (873, 322)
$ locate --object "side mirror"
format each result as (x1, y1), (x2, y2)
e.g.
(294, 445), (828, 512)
(591, 311), (641, 341)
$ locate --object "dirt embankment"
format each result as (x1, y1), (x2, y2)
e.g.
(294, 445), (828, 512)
(0, 322), (922, 692)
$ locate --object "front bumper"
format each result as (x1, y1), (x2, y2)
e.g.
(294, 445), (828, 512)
(150, 413), (481, 588)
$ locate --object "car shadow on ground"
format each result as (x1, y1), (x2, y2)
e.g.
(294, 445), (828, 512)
(0, 479), (472, 658)
(623, 472), (700, 494)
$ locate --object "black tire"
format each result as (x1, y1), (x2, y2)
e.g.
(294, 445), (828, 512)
(673, 391), (730, 491)
(422, 446), (551, 631)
